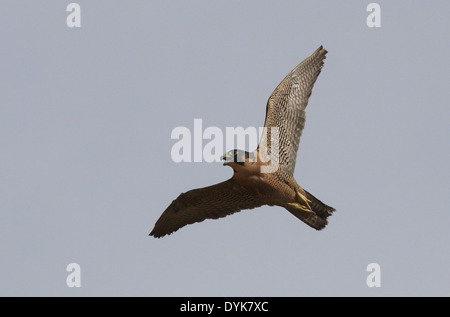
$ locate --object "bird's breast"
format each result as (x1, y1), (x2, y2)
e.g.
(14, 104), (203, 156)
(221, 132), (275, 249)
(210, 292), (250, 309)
(232, 172), (264, 188)
(232, 170), (294, 205)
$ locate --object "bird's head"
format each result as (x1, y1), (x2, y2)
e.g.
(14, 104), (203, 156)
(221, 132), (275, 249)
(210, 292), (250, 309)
(222, 149), (255, 167)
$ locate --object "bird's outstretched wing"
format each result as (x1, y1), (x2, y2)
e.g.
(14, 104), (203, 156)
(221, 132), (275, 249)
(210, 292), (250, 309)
(149, 179), (263, 238)
(258, 46), (327, 174)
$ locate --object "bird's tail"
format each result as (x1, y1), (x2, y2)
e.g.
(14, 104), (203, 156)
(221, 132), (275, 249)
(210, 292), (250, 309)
(285, 189), (335, 230)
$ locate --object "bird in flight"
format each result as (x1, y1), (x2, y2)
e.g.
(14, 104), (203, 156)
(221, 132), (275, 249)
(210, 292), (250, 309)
(150, 46), (335, 238)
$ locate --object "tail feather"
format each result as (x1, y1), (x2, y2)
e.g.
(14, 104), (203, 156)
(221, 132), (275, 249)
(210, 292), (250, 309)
(285, 190), (335, 230)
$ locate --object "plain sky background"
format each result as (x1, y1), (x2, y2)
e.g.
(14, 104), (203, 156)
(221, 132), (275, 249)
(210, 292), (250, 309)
(1, 1), (449, 296)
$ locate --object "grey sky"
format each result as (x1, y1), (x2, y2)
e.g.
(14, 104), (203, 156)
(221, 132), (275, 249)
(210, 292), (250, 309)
(1, 1), (449, 296)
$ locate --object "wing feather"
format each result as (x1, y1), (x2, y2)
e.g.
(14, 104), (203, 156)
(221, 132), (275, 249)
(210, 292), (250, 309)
(258, 46), (327, 173)
(149, 179), (263, 238)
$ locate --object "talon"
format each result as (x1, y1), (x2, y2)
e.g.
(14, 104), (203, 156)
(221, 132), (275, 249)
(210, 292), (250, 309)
(295, 189), (312, 211)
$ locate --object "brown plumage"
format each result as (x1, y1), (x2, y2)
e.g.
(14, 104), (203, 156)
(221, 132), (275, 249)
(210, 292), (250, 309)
(150, 46), (335, 238)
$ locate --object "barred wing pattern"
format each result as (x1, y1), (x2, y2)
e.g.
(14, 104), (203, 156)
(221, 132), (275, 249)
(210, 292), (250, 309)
(258, 46), (327, 174)
(150, 179), (264, 238)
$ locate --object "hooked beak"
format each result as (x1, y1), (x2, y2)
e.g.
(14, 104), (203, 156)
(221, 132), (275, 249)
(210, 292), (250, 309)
(222, 152), (232, 166)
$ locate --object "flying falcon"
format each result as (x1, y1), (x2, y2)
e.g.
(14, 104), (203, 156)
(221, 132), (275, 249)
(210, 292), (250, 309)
(150, 46), (335, 238)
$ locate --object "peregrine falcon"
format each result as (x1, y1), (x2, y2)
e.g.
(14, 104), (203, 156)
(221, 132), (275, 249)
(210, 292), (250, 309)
(150, 46), (335, 238)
